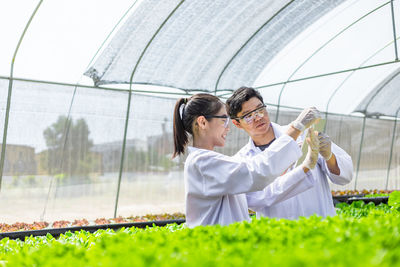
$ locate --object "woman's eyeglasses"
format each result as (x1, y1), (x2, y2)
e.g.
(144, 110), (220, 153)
(204, 115), (230, 128)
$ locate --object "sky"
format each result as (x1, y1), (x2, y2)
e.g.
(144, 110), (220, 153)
(0, 0), (142, 85)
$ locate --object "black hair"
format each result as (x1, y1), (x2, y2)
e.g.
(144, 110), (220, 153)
(173, 93), (224, 158)
(226, 87), (264, 119)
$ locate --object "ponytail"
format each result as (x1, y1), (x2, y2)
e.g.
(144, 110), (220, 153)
(172, 94), (224, 158)
(173, 98), (188, 158)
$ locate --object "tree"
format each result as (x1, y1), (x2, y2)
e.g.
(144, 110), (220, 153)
(43, 116), (94, 176)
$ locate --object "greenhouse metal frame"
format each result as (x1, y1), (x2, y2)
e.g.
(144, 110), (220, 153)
(0, 0), (399, 223)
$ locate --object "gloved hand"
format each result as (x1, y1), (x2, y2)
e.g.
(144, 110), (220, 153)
(302, 129), (319, 170)
(318, 132), (332, 160)
(290, 107), (321, 132)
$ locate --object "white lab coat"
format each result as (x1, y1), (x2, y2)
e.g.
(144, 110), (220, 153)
(242, 123), (353, 219)
(184, 134), (303, 228)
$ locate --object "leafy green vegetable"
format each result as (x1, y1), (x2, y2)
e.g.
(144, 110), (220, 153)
(388, 191), (400, 207)
(0, 205), (399, 266)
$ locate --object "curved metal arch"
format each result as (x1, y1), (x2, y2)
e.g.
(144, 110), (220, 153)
(216, 90), (235, 99)
(216, 90), (234, 98)
(213, 1), (295, 95)
(0, 76), (191, 95)
(85, 1), (141, 75)
(324, 37), (400, 132)
(0, 0), (44, 191)
(98, 81), (194, 94)
(353, 67), (400, 189)
(254, 60), (400, 89)
(219, 87), (399, 122)
(114, 0), (186, 218)
(274, 1), (390, 123)
(40, 0), (141, 221)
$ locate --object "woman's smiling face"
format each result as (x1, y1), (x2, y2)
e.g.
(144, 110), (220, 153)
(207, 106), (230, 148)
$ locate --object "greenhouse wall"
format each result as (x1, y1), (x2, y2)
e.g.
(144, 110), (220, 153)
(0, 77), (399, 224)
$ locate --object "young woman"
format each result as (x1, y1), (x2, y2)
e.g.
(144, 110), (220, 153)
(173, 93), (319, 228)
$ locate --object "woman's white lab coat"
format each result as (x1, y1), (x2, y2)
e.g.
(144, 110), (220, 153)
(184, 134), (305, 228)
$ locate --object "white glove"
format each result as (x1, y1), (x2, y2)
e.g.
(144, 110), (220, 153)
(290, 107), (321, 132)
(302, 129), (319, 170)
(318, 132), (332, 160)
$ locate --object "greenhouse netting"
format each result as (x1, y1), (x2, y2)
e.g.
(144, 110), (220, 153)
(0, 0), (399, 225)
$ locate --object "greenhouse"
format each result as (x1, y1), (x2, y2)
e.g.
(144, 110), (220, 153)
(0, 0), (400, 266)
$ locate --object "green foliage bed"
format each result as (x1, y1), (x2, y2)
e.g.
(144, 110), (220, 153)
(1, 192), (400, 266)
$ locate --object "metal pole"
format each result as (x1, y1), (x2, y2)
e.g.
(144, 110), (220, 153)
(114, 1), (185, 218)
(385, 107), (400, 189)
(354, 116), (366, 190)
(390, 0), (399, 60)
(353, 67), (400, 190)
(0, 0), (43, 191)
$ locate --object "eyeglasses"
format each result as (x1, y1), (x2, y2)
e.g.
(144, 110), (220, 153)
(204, 115), (230, 128)
(235, 105), (267, 124)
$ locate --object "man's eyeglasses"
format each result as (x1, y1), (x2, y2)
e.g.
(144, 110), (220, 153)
(204, 115), (230, 128)
(235, 105), (267, 124)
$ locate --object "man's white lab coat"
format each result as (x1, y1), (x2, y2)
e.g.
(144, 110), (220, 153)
(240, 123), (353, 219)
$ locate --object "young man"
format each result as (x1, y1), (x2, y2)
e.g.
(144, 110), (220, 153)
(226, 87), (353, 219)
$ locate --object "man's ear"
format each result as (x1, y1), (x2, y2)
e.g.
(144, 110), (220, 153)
(196, 116), (207, 130)
(232, 119), (243, 129)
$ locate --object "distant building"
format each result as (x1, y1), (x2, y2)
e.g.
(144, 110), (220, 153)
(35, 149), (103, 175)
(0, 144), (36, 175)
(146, 118), (173, 156)
(91, 139), (148, 172)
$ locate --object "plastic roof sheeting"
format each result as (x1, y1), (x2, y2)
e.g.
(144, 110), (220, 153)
(354, 66), (400, 117)
(85, 0), (345, 92)
(1, 0), (399, 117)
(254, 0), (400, 115)
(0, 0), (136, 84)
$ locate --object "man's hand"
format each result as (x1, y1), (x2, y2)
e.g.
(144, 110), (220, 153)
(318, 132), (332, 160)
(290, 107), (321, 132)
(302, 129), (319, 171)
(318, 132), (340, 175)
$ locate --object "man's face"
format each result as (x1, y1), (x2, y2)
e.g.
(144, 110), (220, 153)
(232, 97), (272, 138)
